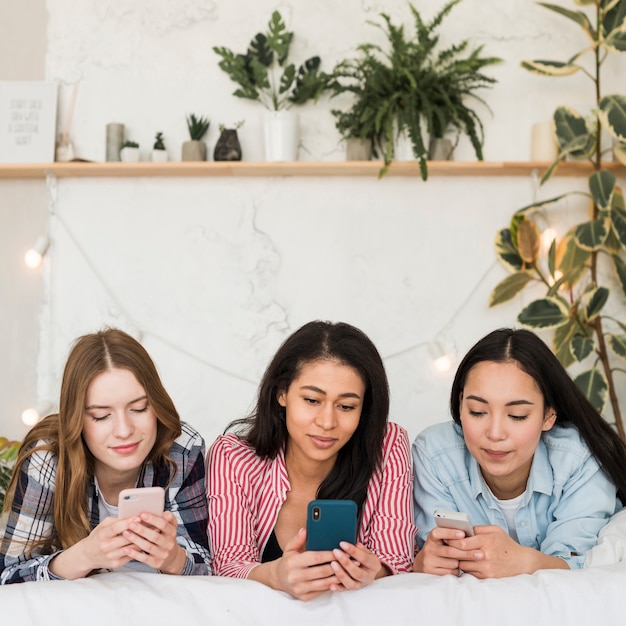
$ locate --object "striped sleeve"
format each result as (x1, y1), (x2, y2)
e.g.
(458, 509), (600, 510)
(359, 423), (417, 574)
(206, 435), (274, 579)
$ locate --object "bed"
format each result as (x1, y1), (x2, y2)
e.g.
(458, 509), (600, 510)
(3, 510), (625, 626)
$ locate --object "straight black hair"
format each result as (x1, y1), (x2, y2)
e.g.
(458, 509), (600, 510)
(228, 320), (390, 514)
(450, 328), (626, 502)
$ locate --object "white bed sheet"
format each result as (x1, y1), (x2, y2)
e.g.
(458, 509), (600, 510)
(3, 511), (626, 626)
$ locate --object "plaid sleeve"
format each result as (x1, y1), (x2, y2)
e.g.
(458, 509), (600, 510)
(165, 422), (211, 576)
(0, 447), (64, 584)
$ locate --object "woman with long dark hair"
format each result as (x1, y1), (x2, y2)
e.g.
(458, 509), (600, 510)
(413, 328), (626, 578)
(1, 328), (210, 584)
(207, 320), (415, 600)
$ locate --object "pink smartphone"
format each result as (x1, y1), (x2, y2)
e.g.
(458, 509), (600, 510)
(434, 509), (475, 536)
(118, 486), (165, 519)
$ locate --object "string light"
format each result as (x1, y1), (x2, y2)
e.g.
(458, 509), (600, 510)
(21, 402), (53, 426)
(428, 340), (455, 375)
(24, 235), (50, 269)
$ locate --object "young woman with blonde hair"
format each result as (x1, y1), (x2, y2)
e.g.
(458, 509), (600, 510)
(1, 328), (210, 584)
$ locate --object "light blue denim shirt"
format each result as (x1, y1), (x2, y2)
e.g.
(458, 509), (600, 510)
(412, 421), (621, 569)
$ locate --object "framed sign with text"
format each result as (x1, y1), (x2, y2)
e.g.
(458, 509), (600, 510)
(0, 81), (58, 163)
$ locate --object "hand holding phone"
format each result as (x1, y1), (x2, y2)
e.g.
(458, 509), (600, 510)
(306, 499), (357, 551)
(433, 509), (474, 537)
(118, 486), (165, 519)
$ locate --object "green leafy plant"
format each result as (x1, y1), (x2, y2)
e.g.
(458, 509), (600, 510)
(329, 0), (501, 179)
(213, 10), (329, 111)
(489, 0), (626, 440)
(121, 140), (139, 149)
(153, 132), (166, 150)
(186, 114), (210, 141)
(0, 437), (20, 511)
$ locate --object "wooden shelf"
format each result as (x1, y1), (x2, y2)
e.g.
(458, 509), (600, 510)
(0, 160), (624, 179)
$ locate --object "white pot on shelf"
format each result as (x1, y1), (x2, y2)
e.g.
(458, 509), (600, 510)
(263, 109), (299, 162)
(151, 149), (168, 162)
(120, 146), (140, 162)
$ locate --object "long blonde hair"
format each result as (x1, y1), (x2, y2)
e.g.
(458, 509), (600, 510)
(3, 328), (182, 553)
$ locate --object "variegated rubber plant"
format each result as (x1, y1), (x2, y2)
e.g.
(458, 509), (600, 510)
(0, 436), (20, 511)
(489, 0), (626, 440)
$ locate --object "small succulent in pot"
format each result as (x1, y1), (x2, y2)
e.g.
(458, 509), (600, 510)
(182, 114), (210, 161)
(151, 132), (168, 162)
(120, 140), (140, 162)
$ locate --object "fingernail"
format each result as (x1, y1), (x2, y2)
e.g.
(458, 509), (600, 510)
(333, 549), (343, 559)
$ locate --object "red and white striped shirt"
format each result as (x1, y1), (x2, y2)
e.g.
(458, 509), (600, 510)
(206, 422), (416, 578)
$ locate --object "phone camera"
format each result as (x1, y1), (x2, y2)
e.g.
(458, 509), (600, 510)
(312, 506), (320, 521)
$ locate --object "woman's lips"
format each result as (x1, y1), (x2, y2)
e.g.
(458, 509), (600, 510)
(483, 448), (509, 460)
(308, 435), (337, 449)
(111, 442), (140, 455)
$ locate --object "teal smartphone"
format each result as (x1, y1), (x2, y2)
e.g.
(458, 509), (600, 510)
(306, 499), (357, 551)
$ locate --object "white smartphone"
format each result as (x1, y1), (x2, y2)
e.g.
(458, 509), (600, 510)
(434, 509), (474, 537)
(118, 486), (165, 519)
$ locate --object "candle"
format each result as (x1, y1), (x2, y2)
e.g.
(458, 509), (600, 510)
(531, 121), (558, 162)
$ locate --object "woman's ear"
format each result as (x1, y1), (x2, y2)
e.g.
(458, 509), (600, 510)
(277, 389), (287, 407)
(543, 408), (557, 431)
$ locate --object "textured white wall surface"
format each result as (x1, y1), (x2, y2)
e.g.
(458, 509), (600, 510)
(5, 0), (626, 445)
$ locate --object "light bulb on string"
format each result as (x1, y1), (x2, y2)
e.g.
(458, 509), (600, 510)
(24, 235), (50, 270)
(428, 340), (455, 375)
(21, 402), (53, 426)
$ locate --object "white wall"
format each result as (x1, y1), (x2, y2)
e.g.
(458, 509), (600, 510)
(0, 0), (47, 440)
(2, 0), (625, 446)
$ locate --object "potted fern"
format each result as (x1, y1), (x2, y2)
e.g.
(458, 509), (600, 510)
(489, 0), (626, 440)
(182, 114), (210, 161)
(329, 0), (501, 178)
(213, 10), (330, 161)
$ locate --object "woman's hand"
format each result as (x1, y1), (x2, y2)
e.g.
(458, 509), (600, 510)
(328, 542), (387, 590)
(249, 528), (340, 601)
(49, 516), (135, 579)
(412, 526), (475, 576)
(121, 511), (187, 575)
(449, 525), (569, 578)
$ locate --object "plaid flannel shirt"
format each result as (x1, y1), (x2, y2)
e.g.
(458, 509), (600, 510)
(0, 421), (211, 584)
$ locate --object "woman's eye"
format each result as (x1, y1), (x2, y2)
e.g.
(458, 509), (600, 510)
(339, 404), (356, 411)
(131, 406), (148, 413)
(468, 410), (485, 417)
(303, 397), (319, 405)
(509, 414), (529, 421)
(90, 414), (109, 422)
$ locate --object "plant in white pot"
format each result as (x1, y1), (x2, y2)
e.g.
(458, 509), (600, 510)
(182, 114), (210, 161)
(151, 132), (168, 162)
(119, 140), (140, 162)
(213, 10), (330, 162)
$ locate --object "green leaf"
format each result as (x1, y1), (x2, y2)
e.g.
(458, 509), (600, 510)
(489, 272), (534, 307)
(517, 297), (570, 329)
(557, 232), (591, 288)
(517, 218), (541, 264)
(574, 369), (608, 413)
(554, 106), (595, 158)
(599, 95), (626, 142)
(538, 3), (594, 35)
(248, 33), (273, 67)
(584, 286), (609, 321)
(266, 11), (293, 65)
(553, 318), (579, 368)
(495, 228), (523, 272)
(575, 218), (608, 250)
(608, 334), (626, 362)
(589, 169), (616, 210)
(571, 334), (595, 361)
(603, 2), (626, 51)
(521, 60), (581, 76)
(279, 64), (296, 95)
(612, 253), (626, 298)
(610, 205), (626, 248)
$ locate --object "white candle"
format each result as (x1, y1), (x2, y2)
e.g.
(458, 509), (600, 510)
(531, 121), (558, 161)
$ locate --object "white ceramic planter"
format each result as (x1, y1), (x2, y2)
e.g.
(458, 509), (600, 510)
(151, 149), (168, 162)
(120, 146), (140, 162)
(263, 110), (299, 162)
